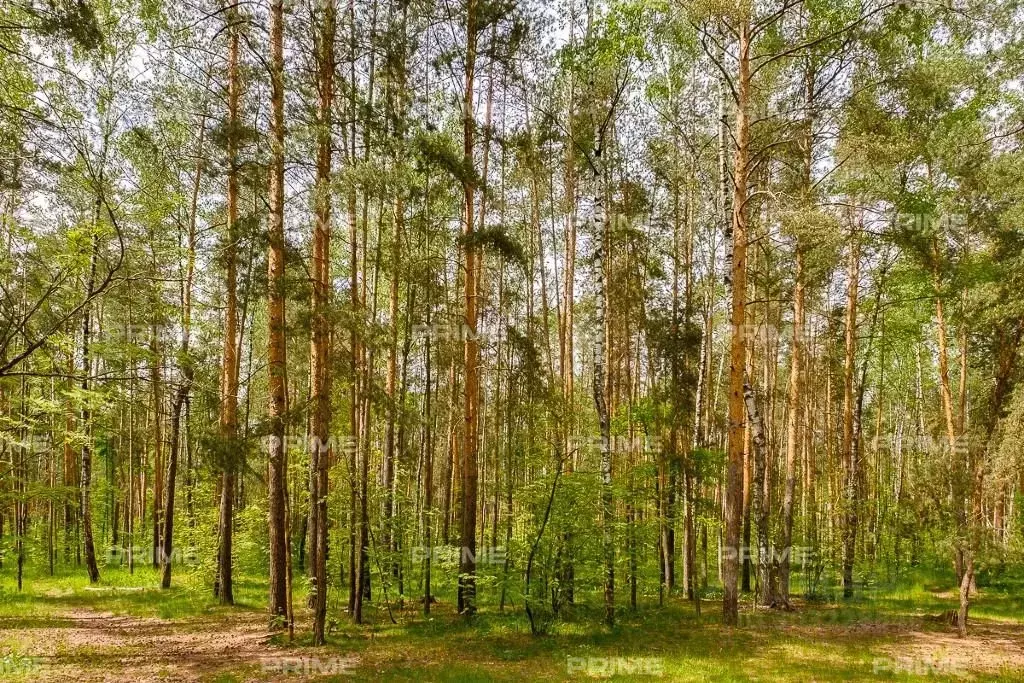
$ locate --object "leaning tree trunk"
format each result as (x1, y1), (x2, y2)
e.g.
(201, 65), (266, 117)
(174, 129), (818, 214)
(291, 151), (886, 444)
(81, 215), (100, 584)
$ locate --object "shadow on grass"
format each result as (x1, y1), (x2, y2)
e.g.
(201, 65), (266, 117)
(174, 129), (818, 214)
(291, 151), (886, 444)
(2, 563), (1021, 681)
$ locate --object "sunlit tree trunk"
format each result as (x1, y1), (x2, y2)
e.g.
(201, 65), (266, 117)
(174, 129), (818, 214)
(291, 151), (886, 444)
(266, 0), (289, 627)
(931, 243), (971, 633)
(723, 16), (751, 627)
(215, 1), (241, 605)
(779, 247), (803, 606)
(748, 378), (770, 607)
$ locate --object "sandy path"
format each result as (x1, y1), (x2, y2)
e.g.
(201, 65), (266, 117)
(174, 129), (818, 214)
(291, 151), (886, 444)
(876, 620), (1024, 679)
(2, 608), (357, 681)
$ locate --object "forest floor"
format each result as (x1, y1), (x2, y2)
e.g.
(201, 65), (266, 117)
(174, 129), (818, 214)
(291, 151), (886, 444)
(1, 566), (1023, 681)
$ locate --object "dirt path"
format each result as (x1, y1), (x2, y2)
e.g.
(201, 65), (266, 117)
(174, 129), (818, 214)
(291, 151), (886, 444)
(4, 608), (357, 681)
(876, 621), (1024, 679)
(780, 616), (1024, 679)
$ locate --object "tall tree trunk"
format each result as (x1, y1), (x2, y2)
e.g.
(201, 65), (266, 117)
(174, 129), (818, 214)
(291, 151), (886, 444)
(383, 1), (409, 602)
(931, 243), (971, 633)
(345, 0), (361, 617)
(779, 248), (803, 606)
(64, 353), (77, 566)
(81, 213), (101, 584)
(161, 91), (205, 589)
(723, 17), (751, 627)
(216, 0), (241, 606)
(161, 390), (185, 587)
(266, 0), (290, 627)
(841, 221), (860, 598)
(457, 0), (479, 617)
(352, 0), (381, 622)
(747, 380), (771, 606)
(559, 1), (579, 605)
(592, 122), (614, 630)
(308, 0), (335, 644)
(150, 322), (163, 568)
(780, 58), (815, 604)
(423, 295), (434, 615)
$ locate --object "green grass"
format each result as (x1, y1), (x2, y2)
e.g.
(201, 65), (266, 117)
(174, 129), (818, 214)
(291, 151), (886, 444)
(1, 562), (1022, 681)
(0, 564), (266, 621)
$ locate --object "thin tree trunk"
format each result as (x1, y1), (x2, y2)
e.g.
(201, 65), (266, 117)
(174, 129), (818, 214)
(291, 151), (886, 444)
(150, 322), (163, 568)
(309, 0), (335, 644)
(161, 390), (185, 587)
(457, 0), (480, 617)
(161, 86), (205, 589)
(593, 120), (614, 631)
(779, 248), (803, 606)
(423, 295), (434, 615)
(841, 221), (860, 598)
(81, 212), (101, 584)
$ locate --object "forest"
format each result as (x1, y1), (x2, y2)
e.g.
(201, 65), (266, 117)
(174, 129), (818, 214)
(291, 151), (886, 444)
(1, 0), (1024, 680)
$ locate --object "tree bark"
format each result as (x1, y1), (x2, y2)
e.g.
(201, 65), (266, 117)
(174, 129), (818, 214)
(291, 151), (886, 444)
(723, 17), (751, 627)
(216, 0), (241, 606)
(150, 322), (163, 568)
(81, 215), (100, 584)
(779, 248), (803, 606)
(841, 221), (860, 598)
(457, 0), (479, 617)
(161, 88), (205, 589)
(747, 380), (771, 606)
(266, 0), (290, 627)
(308, 0), (335, 644)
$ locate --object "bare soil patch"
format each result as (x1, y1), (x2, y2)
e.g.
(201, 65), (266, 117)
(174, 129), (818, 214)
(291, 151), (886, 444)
(877, 621), (1024, 679)
(3, 608), (357, 681)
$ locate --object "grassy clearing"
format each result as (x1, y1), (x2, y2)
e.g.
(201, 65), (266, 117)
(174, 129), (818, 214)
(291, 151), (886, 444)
(1, 564), (1022, 681)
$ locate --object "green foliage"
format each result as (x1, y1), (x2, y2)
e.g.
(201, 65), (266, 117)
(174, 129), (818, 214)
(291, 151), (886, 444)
(31, 0), (103, 50)
(458, 225), (528, 270)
